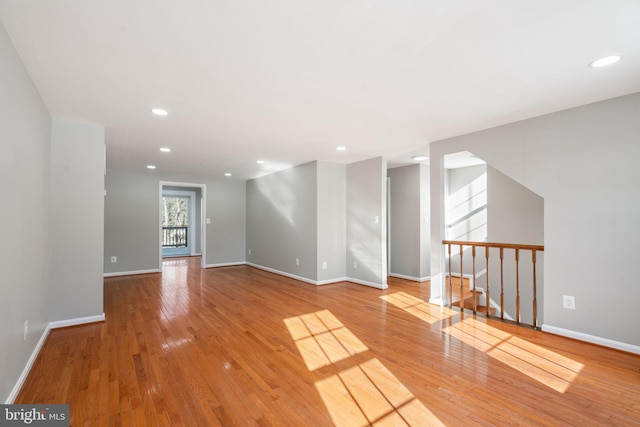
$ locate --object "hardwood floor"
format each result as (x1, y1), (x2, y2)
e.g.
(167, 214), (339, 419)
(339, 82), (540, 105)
(17, 257), (640, 426)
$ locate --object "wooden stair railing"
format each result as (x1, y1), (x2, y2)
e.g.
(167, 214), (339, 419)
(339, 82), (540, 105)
(443, 240), (544, 329)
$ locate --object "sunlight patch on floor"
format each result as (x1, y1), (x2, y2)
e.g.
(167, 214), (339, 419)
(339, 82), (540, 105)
(285, 310), (443, 426)
(443, 317), (583, 393)
(316, 359), (444, 427)
(380, 292), (457, 324)
(284, 310), (368, 371)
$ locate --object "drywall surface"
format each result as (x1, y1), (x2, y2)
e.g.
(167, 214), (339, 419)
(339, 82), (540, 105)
(246, 162), (318, 280)
(50, 118), (105, 321)
(347, 157), (388, 287)
(0, 20), (52, 403)
(317, 161), (347, 282)
(487, 166), (544, 325)
(419, 164), (431, 279)
(430, 92), (640, 346)
(388, 165), (421, 279)
(104, 169), (246, 273)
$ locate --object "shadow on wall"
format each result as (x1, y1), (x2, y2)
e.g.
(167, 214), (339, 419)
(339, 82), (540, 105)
(347, 202), (385, 286)
(256, 173), (298, 227)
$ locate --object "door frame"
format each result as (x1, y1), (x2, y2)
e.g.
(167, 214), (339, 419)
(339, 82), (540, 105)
(162, 189), (196, 257)
(159, 181), (207, 269)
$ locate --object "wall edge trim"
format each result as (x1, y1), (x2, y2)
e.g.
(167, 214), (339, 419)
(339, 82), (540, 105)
(49, 313), (106, 330)
(541, 324), (640, 355)
(389, 273), (431, 282)
(104, 269), (161, 278)
(5, 325), (51, 404)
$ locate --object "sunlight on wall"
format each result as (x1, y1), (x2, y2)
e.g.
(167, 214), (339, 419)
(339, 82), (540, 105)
(285, 310), (443, 426)
(380, 292), (456, 324)
(284, 310), (368, 370)
(446, 173), (487, 242)
(347, 203), (385, 285)
(255, 172), (297, 226)
(443, 318), (583, 393)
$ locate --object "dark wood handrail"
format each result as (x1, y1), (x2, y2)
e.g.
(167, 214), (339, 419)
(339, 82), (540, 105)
(442, 239), (544, 329)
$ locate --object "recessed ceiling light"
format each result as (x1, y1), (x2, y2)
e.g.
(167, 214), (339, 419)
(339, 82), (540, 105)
(160, 147), (171, 153)
(589, 55), (622, 68)
(151, 108), (168, 116)
(257, 160), (265, 164)
(412, 155), (429, 161)
(224, 173), (232, 177)
(146, 165), (156, 169)
(336, 146), (346, 151)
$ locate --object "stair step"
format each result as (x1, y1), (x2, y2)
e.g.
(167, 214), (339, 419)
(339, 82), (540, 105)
(452, 299), (497, 316)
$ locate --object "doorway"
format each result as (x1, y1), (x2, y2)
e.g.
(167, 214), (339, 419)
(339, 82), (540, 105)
(161, 190), (196, 258)
(159, 181), (207, 269)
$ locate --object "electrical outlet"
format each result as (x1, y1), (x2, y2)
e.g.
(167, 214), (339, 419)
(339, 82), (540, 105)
(296, 258), (300, 266)
(322, 262), (327, 270)
(111, 256), (117, 263)
(563, 295), (576, 310)
(353, 261), (357, 269)
(248, 249), (251, 255)
(24, 320), (28, 341)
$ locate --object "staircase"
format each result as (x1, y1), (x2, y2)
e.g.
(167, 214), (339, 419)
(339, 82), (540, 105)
(446, 275), (497, 316)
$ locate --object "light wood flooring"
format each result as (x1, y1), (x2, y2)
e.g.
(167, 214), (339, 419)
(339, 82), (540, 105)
(16, 257), (640, 426)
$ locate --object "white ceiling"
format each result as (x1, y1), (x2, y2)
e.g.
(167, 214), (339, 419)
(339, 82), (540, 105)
(1, 1), (639, 179)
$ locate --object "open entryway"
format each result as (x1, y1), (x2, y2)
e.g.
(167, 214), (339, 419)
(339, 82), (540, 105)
(159, 181), (207, 269)
(162, 190), (195, 257)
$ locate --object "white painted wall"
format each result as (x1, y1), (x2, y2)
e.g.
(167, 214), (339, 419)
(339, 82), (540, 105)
(347, 157), (388, 288)
(0, 21), (52, 403)
(50, 118), (105, 321)
(430, 92), (640, 348)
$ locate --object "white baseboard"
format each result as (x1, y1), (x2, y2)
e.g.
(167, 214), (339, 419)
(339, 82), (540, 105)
(6, 313), (105, 404)
(429, 297), (446, 306)
(317, 277), (348, 285)
(49, 313), (105, 330)
(541, 324), (640, 355)
(388, 273), (430, 282)
(205, 261), (247, 268)
(5, 325), (51, 404)
(104, 269), (160, 278)
(247, 263), (319, 285)
(346, 277), (388, 289)
(247, 263), (387, 288)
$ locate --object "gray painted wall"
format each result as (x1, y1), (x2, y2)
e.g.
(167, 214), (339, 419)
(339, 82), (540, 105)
(104, 169), (246, 273)
(487, 165), (544, 325)
(388, 165), (422, 279)
(430, 92), (640, 347)
(347, 157), (388, 287)
(50, 119), (105, 321)
(419, 164), (431, 279)
(0, 21), (52, 403)
(246, 162), (318, 280)
(446, 165), (487, 278)
(317, 161), (347, 282)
